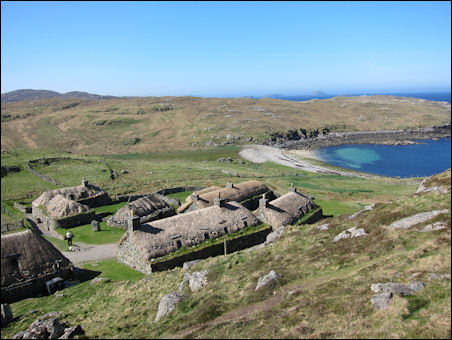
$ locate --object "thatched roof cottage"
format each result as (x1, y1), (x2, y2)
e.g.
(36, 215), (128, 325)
(1, 229), (75, 303)
(117, 199), (261, 274)
(107, 194), (176, 229)
(45, 194), (90, 218)
(32, 179), (110, 229)
(178, 180), (275, 213)
(177, 186), (221, 213)
(255, 186), (319, 228)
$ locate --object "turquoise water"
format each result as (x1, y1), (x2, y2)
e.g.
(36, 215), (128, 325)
(315, 138), (451, 178)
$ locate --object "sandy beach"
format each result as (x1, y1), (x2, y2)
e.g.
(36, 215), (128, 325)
(239, 144), (375, 178)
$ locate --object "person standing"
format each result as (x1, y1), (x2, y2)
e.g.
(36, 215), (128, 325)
(66, 230), (73, 246)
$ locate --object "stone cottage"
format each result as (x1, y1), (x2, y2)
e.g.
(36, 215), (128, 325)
(177, 186), (221, 213)
(177, 180), (276, 213)
(31, 179), (111, 229)
(1, 229), (75, 303)
(107, 194), (176, 229)
(255, 186), (319, 228)
(117, 198), (261, 274)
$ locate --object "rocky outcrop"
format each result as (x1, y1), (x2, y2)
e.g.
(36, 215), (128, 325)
(264, 226), (285, 245)
(385, 210), (449, 229)
(370, 281), (425, 310)
(12, 311), (84, 339)
(261, 125), (451, 150)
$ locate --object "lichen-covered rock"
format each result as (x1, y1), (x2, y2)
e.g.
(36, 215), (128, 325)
(370, 282), (416, 296)
(371, 292), (393, 310)
(189, 271), (209, 292)
(385, 210), (449, 229)
(255, 270), (279, 291)
(13, 318), (65, 339)
(155, 292), (184, 322)
(183, 259), (201, 270)
(419, 222), (447, 232)
(58, 325), (85, 339)
(178, 273), (191, 292)
(316, 223), (330, 231)
(333, 226), (368, 242)
(265, 226), (285, 244)
(428, 273), (451, 281)
(407, 281), (425, 292)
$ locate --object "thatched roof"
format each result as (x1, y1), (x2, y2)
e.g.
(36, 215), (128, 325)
(181, 180), (270, 212)
(45, 194), (90, 218)
(1, 229), (72, 288)
(177, 186), (221, 213)
(110, 195), (173, 223)
(121, 201), (261, 260)
(258, 191), (317, 228)
(32, 183), (108, 209)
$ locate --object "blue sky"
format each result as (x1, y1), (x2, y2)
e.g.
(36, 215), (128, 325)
(1, 1), (450, 97)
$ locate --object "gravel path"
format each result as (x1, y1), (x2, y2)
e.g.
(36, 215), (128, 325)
(61, 242), (117, 264)
(26, 213), (118, 264)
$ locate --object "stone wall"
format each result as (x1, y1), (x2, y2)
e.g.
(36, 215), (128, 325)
(150, 226), (273, 272)
(32, 206), (96, 230)
(50, 210), (97, 229)
(76, 193), (112, 208)
(1, 267), (75, 303)
(117, 234), (153, 274)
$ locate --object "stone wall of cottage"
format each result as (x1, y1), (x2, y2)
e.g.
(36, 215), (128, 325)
(117, 235), (153, 274)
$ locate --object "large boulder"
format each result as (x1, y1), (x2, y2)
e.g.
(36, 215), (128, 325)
(255, 270), (279, 291)
(155, 292), (184, 322)
(188, 271), (209, 292)
(385, 210), (449, 229)
(370, 292), (393, 310)
(265, 226), (285, 245)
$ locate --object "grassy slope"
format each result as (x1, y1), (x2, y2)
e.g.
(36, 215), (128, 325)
(1, 95), (450, 154)
(2, 177), (450, 339)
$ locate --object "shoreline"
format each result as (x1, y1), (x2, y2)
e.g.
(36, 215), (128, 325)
(239, 128), (450, 179)
(262, 125), (451, 150)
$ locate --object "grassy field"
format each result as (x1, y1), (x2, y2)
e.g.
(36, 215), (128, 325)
(55, 222), (125, 245)
(3, 181), (450, 339)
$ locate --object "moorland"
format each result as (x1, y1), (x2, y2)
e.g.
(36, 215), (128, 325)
(1, 93), (450, 339)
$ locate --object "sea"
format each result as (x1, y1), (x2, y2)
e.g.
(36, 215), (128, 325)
(274, 91), (451, 178)
(314, 138), (451, 178)
(264, 92), (451, 103)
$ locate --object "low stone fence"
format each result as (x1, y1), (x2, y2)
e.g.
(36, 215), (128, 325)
(25, 157), (115, 185)
(1, 220), (24, 233)
(49, 210), (97, 230)
(150, 226), (273, 272)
